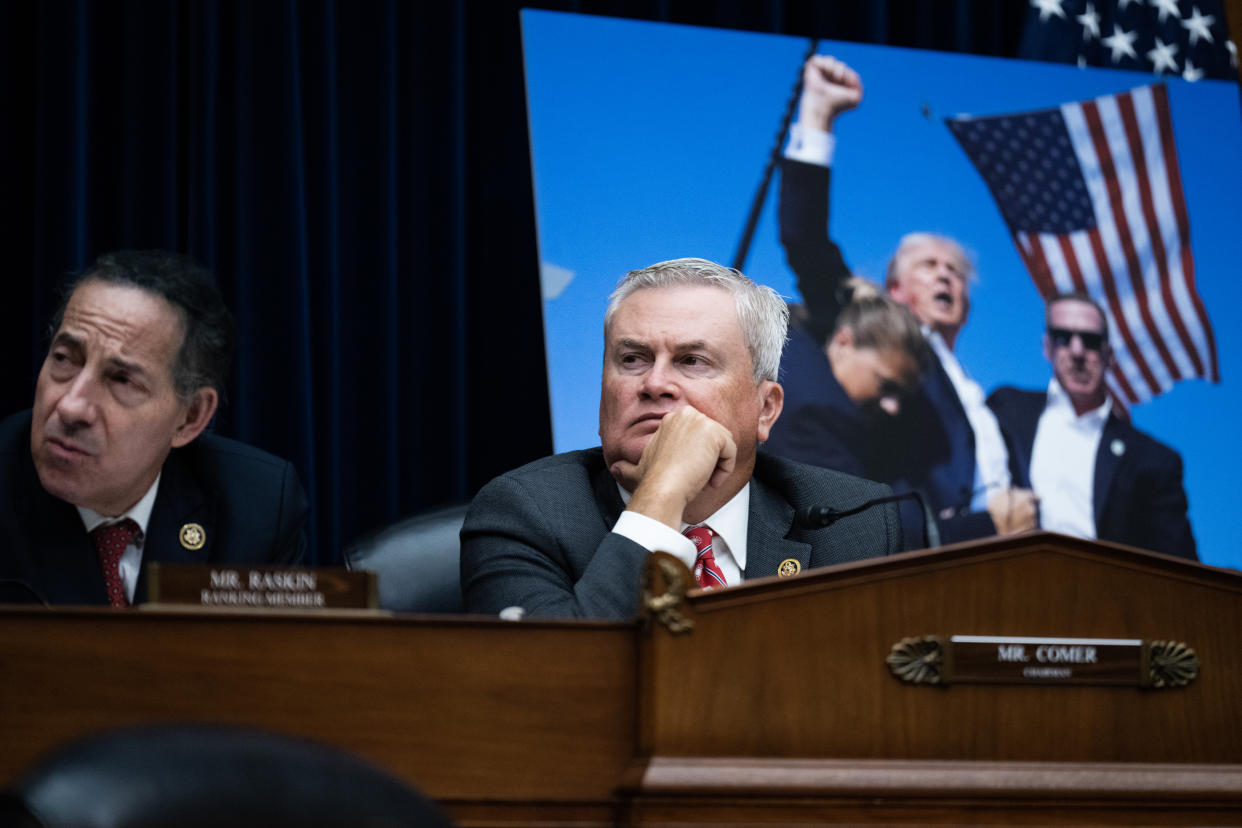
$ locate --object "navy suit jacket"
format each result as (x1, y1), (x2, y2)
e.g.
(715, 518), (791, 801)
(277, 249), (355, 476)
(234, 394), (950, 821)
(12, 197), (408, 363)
(0, 410), (309, 605)
(779, 158), (992, 543)
(987, 387), (1196, 560)
(459, 448), (903, 620)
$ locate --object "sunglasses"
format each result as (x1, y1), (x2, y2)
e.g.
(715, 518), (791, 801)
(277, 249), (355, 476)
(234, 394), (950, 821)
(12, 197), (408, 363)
(1048, 327), (1106, 352)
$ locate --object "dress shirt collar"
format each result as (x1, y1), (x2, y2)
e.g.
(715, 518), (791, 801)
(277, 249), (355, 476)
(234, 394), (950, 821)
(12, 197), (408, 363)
(76, 472), (161, 544)
(1046, 377), (1111, 426)
(617, 480), (751, 573)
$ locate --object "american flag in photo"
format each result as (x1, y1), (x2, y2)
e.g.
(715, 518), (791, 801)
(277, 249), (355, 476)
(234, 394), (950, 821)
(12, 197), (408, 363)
(1019, 0), (1237, 82)
(946, 83), (1219, 406)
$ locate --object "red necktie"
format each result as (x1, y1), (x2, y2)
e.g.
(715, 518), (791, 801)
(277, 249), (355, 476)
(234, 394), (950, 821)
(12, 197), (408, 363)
(684, 525), (727, 590)
(91, 519), (139, 608)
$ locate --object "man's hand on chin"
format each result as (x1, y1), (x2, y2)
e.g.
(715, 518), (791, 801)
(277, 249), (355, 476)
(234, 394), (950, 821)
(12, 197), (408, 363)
(610, 406), (737, 530)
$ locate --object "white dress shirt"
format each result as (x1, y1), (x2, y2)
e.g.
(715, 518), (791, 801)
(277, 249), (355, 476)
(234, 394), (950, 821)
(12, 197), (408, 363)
(1030, 379), (1110, 539)
(925, 330), (1012, 511)
(77, 474), (162, 604)
(612, 483), (750, 587)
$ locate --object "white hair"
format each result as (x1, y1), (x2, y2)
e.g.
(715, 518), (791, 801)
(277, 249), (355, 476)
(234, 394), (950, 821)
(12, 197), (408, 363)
(884, 232), (976, 288)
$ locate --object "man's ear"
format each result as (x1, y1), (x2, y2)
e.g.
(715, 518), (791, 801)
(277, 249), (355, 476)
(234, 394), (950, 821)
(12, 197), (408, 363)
(756, 381), (785, 443)
(1042, 333), (1053, 364)
(171, 387), (219, 448)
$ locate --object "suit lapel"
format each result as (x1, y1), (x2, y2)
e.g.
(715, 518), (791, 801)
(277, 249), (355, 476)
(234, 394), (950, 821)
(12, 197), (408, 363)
(27, 473), (109, 604)
(743, 477), (810, 581)
(1094, 415), (1125, 530)
(1009, 391), (1046, 489)
(591, 459), (626, 530)
(136, 448), (215, 601)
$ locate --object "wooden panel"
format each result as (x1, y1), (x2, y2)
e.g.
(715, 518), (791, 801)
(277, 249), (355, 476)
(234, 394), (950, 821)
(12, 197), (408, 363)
(5, 534), (1242, 825)
(0, 608), (636, 817)
(641, 534), (1242, 764)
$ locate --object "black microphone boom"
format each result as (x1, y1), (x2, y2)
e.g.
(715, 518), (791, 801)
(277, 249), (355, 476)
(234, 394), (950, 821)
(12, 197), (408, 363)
(794, 490), (938, 550)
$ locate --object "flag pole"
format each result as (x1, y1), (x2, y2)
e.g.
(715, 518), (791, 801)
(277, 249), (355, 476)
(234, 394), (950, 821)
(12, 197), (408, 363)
(731, 38), (819, 273)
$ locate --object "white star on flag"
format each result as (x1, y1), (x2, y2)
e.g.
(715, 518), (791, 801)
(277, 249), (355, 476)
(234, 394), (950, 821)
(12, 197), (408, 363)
(1031, 0), (1068, 21)
(1182, 6), (1216, 46)
(1102, 23), (1139, 62)
(1076, 2), (1101, 39)
(1182, 58), (1204, 81)
(1147, 37), (1179, 73)
(1151, 0), (1181, 22)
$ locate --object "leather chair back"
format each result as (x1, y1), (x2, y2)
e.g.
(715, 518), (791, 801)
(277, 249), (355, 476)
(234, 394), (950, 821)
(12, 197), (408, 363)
(0, 724), (453, 827)
(345, 501), (469, 613)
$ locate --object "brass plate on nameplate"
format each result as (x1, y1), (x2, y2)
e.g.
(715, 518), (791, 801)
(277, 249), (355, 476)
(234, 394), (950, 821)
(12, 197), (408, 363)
(887, 635), (1198, 689)
(147, 563), (377, 610)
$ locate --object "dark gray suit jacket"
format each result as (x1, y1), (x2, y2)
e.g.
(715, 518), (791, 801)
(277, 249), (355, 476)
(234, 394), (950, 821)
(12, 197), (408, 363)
(459, 447), (903, 620)
(0, 410), (309, 605)
(987, 387), (1196, 560)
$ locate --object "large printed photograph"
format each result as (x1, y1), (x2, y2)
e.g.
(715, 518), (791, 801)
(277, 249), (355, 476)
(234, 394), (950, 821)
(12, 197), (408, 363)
(522, 10), (1242, 568)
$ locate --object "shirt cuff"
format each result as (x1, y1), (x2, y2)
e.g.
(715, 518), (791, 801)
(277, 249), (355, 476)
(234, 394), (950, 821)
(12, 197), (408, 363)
(784, 123), (835, 167)
(612, 510), (697, 570)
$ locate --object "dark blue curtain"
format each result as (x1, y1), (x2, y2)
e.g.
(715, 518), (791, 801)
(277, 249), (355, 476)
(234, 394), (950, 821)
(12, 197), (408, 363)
(0, 1), (1027, 564)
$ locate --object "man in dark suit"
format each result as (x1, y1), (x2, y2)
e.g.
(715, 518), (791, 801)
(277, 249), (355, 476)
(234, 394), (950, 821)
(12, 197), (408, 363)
(0, 250), (308, 606)
(778, 54), (1036, 543)
(988, 294), (1195, 560)
(460, 258), (903, 620)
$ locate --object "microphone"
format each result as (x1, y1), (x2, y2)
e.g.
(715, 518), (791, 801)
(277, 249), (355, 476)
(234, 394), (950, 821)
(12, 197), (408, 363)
(794, 490), (939, 550)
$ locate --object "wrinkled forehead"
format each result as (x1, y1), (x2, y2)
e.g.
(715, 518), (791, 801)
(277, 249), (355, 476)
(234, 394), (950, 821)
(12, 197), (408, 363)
(59, 280), (186, 366)
(1048, 298), (1106, 334)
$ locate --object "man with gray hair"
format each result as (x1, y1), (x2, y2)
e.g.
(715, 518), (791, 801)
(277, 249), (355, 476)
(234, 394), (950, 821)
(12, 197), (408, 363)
(779, 54), (1037, 542)
(460, 257), (902, 620)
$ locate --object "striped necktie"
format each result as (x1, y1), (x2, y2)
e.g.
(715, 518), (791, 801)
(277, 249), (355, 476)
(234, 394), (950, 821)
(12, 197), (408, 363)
(683, 525), (727, 590)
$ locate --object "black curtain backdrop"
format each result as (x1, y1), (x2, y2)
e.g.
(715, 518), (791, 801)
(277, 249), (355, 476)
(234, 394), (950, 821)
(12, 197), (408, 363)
(0, 1), (1026, 564)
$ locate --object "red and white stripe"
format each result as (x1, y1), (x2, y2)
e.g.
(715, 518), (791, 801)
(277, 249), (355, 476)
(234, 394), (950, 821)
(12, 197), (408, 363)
(1011, 83), (1218, 405)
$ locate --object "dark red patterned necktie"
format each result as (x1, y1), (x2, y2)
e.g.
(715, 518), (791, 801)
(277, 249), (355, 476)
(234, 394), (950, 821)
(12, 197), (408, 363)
(91, 518), (139, 608)
(683, 525), (727, 590)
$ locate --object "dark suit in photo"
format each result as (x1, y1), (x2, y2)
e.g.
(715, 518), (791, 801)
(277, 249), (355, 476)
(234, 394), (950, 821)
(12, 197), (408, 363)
(987, 387), (1196, 560)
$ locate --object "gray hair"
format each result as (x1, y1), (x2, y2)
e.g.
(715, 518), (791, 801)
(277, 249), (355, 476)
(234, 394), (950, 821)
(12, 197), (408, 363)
(604, 257), (789, 384)
(884, 232), (976, 289)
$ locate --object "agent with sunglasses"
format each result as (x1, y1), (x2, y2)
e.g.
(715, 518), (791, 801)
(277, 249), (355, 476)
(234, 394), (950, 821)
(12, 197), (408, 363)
(987, 293), (1196, 560)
